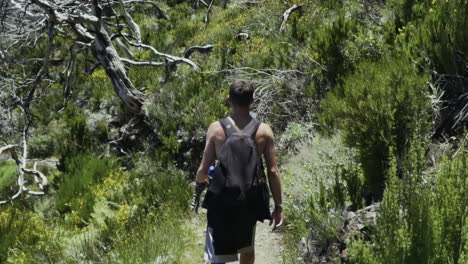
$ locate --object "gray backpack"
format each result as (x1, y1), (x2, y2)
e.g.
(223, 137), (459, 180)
(202, 118), (271, 221)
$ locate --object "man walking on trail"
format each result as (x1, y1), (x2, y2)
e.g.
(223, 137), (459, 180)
(196, 80), (283, 264)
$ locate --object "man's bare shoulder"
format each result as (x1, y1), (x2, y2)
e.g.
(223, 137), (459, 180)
(258, 122), (272, 132)
(207, 121), (225, 138)
(257, 122), (274, 139)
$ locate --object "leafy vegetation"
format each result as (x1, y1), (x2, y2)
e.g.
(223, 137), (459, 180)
(1, 0), (467, 263)
(348, 143), (467, 264)
(0, 161), (17, 198)
(322, 56), (431, 200)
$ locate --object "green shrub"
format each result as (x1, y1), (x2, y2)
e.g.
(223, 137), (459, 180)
(388, 0), (468, 136)
(307, 180), (345, 248)
(0, 205), (63, 263)
(55, 154), (114, 225)
(93, 120), (109, 143)
(0, 161), (18, 198)
(315, 13), (358, 85)
(147, 72), (226, 170)
(412, 0), (468, 79)
(348, 141), (467, 264)
(128, 158), (192, 214)
(347, 237), (379, 264)
(321, 56), (431, 200)
(277, 122), (315, 157)
(58, 105), (94, 157)
(62, 158), (196, 263)
(28, 133), (57, 159)
(432, 145), (467, 264)
(336, 162), (365, 211)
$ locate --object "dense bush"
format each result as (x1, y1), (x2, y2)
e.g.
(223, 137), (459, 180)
(432, 144), (467, 264)
(0, 205), (63, 263)
(389, 0), (468, 136)
(336, 162), (365, 211)
(0, 161), (18, 199)
(28, 133), (57, 159)
(55, 154), (114, 224)
(321, 56), (431, 200)
(348, 142), (467, 264)
(59, 105), (94, 154)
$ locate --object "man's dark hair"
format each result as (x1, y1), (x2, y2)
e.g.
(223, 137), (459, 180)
(229, 80), (255, 106)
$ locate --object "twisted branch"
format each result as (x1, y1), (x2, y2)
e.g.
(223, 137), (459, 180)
(184, 45), (214, 58)
(280, 4), (302, 32)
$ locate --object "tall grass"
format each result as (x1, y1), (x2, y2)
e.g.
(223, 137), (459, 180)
(108, 210), (199, 264)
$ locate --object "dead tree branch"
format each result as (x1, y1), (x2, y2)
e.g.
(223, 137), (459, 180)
(184, 45), (214, 58)
(204, 0), (215, 24)
(120, 58), (168, 66)
(118, 0), (141, 43)
(196, 0), (209, 8)
(280, 4), (302, 32)
(125, 40), (200, 70)
(0, 127), (49, 204)
(2, 0), (202, 115)
(0, 145), (18, 157)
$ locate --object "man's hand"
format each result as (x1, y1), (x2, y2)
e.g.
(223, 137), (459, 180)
(269, 205), (283, 231)
(196, 173), (208, 184)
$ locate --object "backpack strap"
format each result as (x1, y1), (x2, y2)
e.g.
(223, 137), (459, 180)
(219, 118), (237, 138)
(242, 118), (260, 138)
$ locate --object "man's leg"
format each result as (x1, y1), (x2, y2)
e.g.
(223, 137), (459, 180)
(240, 251), (255, 264)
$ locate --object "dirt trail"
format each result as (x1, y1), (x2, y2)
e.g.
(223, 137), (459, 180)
(193, 207), (283, 264)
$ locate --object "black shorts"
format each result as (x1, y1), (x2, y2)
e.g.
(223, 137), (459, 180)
(204, 207), (257, 263)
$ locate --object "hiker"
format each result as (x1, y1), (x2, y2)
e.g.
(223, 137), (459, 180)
(196, 80), (283, 264)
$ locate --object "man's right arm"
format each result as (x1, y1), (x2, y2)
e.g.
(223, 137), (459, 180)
(196, 122), (217, 184)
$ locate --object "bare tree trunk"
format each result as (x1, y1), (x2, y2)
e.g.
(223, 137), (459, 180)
(91, 22), (144, 114)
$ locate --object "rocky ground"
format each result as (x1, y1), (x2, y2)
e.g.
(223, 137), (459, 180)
(303, 203), (381, 263)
